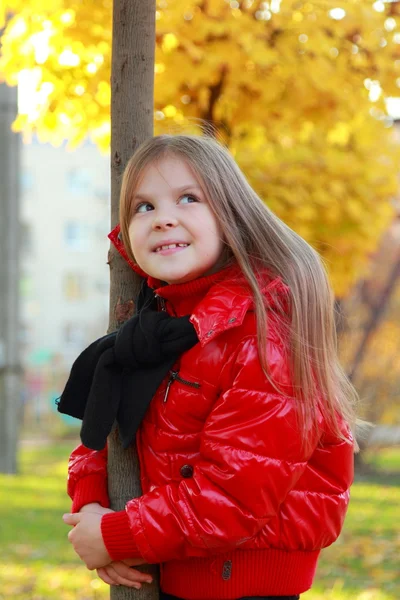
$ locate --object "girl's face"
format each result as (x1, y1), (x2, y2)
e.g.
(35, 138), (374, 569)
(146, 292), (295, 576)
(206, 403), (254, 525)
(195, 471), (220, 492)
(128, 156), (225, 285)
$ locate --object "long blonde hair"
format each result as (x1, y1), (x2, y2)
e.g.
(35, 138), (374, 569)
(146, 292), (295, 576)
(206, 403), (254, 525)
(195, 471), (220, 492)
(119, 134), (358, 448)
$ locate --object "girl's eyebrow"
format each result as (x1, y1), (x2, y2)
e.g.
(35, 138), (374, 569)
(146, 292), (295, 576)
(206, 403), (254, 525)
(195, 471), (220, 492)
(134, 184), (203, 201)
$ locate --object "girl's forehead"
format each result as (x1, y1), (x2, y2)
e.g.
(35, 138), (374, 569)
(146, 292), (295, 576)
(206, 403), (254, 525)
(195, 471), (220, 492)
(137, 155), (203, 192)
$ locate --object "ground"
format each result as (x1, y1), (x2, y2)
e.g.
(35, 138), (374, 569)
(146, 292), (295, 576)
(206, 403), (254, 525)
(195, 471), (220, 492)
(0, 443), (398, 600)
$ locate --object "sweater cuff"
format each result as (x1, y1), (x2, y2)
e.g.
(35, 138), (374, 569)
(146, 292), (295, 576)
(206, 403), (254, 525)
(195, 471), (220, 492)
(71, 474), (110, 513)
(101, 510), (143, 561)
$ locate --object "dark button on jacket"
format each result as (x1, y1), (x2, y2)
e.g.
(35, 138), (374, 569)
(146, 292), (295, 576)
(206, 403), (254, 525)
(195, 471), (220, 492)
(180, 464), (194, 478)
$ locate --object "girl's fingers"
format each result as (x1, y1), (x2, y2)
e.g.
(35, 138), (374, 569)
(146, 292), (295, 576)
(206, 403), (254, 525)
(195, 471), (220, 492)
(100, 565), (135, 588)
(97, 568), (119, 586)
(111, 562), (152, 584)
(104, 562), (150, 590)
(96, 562), (153, 589)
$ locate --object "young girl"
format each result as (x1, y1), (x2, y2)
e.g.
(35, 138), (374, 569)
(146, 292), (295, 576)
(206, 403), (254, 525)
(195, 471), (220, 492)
(61, 134), (356, 600)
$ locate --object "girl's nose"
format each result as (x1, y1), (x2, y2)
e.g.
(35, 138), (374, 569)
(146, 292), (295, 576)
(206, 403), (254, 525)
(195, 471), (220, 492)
(152, 214), (179, 230)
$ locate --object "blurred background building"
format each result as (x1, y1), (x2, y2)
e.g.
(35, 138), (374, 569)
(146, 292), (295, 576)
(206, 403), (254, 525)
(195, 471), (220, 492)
(19, 138), (111, 430)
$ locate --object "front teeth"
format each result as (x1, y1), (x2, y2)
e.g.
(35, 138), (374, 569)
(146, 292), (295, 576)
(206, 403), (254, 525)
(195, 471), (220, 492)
(155, 243), (189, 252)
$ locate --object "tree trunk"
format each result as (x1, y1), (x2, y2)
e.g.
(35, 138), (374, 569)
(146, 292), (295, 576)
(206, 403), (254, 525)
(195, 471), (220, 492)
(108, 1), (157, 599)
(348, 250), (400, 383)
(0, 83), (20, 474)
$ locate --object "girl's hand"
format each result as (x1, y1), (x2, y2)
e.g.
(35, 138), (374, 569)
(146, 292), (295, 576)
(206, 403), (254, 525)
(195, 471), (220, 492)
(79, 503), (114, 516)
(63, 512), (111, 570)
(97, 558), (152, 589)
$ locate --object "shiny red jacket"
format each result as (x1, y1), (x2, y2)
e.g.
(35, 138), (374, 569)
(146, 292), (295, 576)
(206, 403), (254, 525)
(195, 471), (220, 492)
(68, 264), (354, 599)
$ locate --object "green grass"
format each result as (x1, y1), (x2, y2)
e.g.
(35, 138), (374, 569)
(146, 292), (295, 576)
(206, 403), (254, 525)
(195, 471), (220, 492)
(0, 443), (399, 600)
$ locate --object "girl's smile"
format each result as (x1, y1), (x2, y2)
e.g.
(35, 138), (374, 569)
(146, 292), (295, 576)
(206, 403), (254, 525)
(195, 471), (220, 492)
(153, 242), (189, 255)
(128, 156), (225, 284)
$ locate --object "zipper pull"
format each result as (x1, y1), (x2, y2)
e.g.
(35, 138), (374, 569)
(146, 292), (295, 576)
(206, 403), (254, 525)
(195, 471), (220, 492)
(163, 370), (178, 403)
(155, 293), (167, 312)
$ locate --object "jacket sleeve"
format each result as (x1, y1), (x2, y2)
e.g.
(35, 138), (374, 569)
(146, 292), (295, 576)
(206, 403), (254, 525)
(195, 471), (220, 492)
(101, 336), (324, 563)
(68, 443), (109, 513)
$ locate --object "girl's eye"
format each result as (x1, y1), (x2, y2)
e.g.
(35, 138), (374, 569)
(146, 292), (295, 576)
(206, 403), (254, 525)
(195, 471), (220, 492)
(179, 194), (198, 204)
(135, 202), (153, 214)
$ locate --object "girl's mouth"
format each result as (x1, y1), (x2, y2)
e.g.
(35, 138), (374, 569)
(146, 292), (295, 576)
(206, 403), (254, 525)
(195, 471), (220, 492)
(154, 243), (190, 254)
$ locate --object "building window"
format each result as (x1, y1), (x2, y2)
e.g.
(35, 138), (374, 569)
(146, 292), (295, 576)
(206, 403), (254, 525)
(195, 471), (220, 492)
(63, 272), (85, 300)
(64, 222), (89, 251)
(94, 185), (110, 204)
(20, 168), (34, 193)
(64, 323), (86, 347)
(66, 168), (91, 196)
(94, 279), (109, 295)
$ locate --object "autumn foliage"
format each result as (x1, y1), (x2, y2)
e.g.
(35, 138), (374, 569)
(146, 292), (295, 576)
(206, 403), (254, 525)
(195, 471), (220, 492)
(1, 0), (400, 295)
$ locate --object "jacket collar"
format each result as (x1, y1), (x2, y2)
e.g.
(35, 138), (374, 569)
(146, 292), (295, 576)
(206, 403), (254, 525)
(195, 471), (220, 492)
(189, 277), (253, 346)
(189, 273), (290, 346)
(150, 265), (290, 346)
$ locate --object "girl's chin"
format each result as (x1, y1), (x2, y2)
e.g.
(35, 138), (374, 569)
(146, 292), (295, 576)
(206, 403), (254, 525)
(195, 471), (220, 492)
(147, 260), (218, 284)
(155, 269), (201, 285)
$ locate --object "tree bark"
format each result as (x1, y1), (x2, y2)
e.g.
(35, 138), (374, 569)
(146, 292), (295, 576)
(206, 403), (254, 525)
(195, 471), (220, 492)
(0, 83), (21, 474)
(108, 2), (157, 598)
(348, 250), (400, 383)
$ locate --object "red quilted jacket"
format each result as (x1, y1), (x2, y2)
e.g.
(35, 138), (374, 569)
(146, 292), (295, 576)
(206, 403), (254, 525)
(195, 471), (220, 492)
(67, 263), (354, 599)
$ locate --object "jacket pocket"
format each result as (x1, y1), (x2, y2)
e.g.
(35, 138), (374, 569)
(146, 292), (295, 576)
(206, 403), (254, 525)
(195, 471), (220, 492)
(163, 370), (201, 404)
(160, 369), (217, 434)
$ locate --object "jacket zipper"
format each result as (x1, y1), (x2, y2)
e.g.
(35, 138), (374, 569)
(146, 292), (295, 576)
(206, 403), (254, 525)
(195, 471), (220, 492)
(155, 294), (166, 312)
(163, 370), (201, 403)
